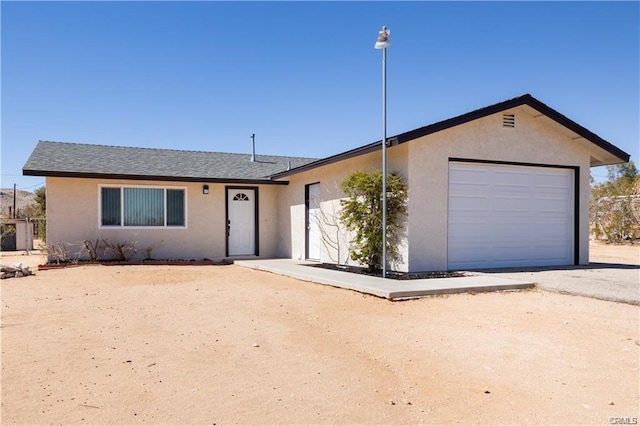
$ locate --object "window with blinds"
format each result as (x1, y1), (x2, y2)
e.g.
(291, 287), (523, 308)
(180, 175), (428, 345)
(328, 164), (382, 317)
(100, 186), (186, 227)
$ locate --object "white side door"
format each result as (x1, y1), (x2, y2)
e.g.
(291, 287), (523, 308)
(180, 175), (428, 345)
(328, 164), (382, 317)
(227, 188), (256, 256)
(306, 183), (321, 260)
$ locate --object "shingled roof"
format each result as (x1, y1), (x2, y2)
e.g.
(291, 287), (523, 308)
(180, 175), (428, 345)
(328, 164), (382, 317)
(22, 95), (631, 184)
(23, 141), (318, 184)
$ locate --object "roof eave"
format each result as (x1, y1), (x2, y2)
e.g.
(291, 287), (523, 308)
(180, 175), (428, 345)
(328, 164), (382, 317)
(270, 142), (381, 179)
(22, 169), (290, 185)
(522, 96), (630, 164)
(271, 94), (630, 179)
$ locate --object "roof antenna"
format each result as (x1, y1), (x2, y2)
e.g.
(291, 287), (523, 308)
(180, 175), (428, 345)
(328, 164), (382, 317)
(250, 133), (256, 162)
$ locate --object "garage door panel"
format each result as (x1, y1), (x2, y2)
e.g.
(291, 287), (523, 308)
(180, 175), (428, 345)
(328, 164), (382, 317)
(454, 167), (489, 180)
(449, 249), (571, 270)
(453, 181), (490, 191)
(492, 199), (530, 213)
(449, 195), (489, 212)
(454, 225), (569, 239)
(536, 201), (570, 213)
(536, 244), (572, 259)
(448, 162), (574, 270)
(493, 179), (531, 189)
(535, 172), (570, 185)
(451, 218), (539, 232)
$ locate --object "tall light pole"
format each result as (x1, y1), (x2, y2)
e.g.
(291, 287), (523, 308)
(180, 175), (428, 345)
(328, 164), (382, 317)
(374, 26), (390, 278)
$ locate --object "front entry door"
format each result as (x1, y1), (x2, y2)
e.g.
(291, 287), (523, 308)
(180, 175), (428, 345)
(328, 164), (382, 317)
(306, 183), (321, 260)
(227, 188), (257, 256)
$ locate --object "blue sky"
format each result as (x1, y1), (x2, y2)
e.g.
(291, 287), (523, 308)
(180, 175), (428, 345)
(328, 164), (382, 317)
(2, 1), (638, 191)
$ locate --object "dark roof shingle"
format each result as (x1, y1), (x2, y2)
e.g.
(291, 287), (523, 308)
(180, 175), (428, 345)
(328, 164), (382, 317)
(23, 141), (318, 184)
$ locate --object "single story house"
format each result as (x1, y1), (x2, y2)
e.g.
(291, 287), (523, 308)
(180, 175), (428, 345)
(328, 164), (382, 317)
(23, 94), (630, 271)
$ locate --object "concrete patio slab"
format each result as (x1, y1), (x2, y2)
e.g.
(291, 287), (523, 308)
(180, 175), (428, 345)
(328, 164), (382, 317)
(235, 259), (534, 300)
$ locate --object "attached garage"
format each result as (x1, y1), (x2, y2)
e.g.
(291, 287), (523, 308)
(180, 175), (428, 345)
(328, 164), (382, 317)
(269, 94), (629, 272)
(447, 161), (576, 270)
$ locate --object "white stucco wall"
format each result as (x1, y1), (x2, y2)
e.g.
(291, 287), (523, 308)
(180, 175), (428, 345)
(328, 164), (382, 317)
(276, 145), (410, 271)
(405, 106), (591, 271)
(257, 184), (280, 257)
(46, 177), (280, 261)
(278, 106), (591, 272)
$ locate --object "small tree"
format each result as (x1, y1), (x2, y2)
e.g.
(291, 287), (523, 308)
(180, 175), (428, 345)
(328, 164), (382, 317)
(340, 170), (408, 272)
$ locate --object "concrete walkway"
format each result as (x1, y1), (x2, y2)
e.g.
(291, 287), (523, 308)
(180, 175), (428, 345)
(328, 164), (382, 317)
(235, 259), (534, 300)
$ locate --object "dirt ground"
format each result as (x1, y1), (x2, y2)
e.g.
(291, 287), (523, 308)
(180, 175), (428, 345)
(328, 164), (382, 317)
(1, 243), (638, 425)
(590, 239), (640, 264)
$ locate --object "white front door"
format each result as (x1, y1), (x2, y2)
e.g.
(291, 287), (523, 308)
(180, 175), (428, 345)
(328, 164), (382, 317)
(306, 183), (321, 260)
(227, 188), (256, 256)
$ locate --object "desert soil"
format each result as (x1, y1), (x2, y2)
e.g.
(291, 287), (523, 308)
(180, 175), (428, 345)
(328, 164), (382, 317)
(1, 243), (639, 425)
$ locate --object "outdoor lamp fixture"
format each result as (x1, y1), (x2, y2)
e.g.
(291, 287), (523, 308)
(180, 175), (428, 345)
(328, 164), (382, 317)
(203, 185), (209, 195)
(374, 25), (390, 278)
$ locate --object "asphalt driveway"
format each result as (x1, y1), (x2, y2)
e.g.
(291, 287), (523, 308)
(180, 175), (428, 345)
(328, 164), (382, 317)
(484, 263), (639, 305)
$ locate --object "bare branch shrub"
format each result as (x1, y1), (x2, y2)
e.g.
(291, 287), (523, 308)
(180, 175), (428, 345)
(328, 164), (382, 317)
(591, 162), (640, 242)
(101, 239), (138, 261)
(47, 242), (70, 264)
(80, 239), (101, 261)
(316, 198), (350, 266)
(141, 240), (164, 260)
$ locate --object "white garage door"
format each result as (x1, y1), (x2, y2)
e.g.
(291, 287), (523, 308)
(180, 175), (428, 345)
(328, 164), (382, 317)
(448, 162), (574, 270)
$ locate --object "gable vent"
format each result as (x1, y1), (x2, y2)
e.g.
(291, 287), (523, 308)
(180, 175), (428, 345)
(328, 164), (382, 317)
(503, 113), (515, 128)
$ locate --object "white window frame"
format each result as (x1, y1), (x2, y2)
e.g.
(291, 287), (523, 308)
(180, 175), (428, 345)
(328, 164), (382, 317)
(98, 184), (188, 229)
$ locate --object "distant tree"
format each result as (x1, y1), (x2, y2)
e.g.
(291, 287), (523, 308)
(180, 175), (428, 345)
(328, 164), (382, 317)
(24, 186), (46, 240)
(33, 186), (46, 213)
(607, 161), (638, 183)
(340, 170), (408, 272)
(591, 161), (639, 242)
(22, 203), (39, 219)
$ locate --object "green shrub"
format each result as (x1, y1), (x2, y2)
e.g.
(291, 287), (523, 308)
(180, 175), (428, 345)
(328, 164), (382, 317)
(340, 170), (407, 272)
